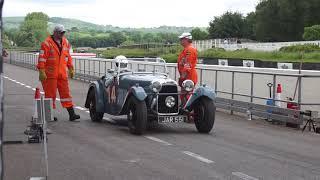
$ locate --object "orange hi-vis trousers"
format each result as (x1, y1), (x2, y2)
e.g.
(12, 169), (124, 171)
(42, 78), (73, 109)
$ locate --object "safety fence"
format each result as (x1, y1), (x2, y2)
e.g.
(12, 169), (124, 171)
(193, 39), (320, 52)
(6, 51), (320, 127)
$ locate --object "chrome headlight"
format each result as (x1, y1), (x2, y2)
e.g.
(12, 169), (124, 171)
(165, 96), (176, 108)
(151, 80), (162, 93)
(182, 80), (195, 92)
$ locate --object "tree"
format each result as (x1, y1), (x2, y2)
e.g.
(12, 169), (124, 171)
(208, 12), (245, 39)
(109, 32), (126, 46)
(243, 12), (256, 40)
(303, 25), (320, 40)
(71, 27), (79, 32)
(191, 28), (208, 40)
(143, 33), (155, 42)
(255, 0), (281, 41)
(303, 0), (320, 27)
(255, 0), (306, 41)
(19, 12), (49, 47)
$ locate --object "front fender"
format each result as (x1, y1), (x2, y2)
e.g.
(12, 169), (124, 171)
(84, 80), (105, 112)
(184, 86), (216, 110)
(119, 86), (147, 115)
(130, 86), (147, 101)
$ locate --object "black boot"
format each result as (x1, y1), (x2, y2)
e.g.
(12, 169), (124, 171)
(67, 107), (80, 121)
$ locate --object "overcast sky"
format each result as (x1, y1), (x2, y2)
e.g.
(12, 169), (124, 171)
(4, 0), (259, 27)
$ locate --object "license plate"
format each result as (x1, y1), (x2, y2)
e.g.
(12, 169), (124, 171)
(158, 115), (187, 123)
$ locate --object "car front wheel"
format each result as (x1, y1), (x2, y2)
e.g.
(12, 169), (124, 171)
(88, 90), (104, 122)
(127, 96), (147, 135)
(193, 97), (215, 133)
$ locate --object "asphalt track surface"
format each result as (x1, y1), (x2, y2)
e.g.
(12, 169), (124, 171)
(3, 63), (320, 180)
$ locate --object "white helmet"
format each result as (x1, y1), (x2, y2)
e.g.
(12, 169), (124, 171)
(115, 55), (128, 70)
(178, 32), (192, 40)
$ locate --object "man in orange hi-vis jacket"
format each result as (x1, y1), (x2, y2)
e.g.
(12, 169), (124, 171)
(177, 32), (198, 105)
(37, 24), (80, 121)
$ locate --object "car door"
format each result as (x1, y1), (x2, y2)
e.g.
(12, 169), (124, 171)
(105, 74), (127, 115)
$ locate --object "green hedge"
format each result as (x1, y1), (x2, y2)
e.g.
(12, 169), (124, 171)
(279, 44), (320, 53)
(101, 46), (320, 63)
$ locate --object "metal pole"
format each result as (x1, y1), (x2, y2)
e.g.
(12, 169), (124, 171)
(215, 71), (218, 94)
(272, 74), (276, 104)
(88, 59), (91, 76)
(298, 76), (302, 109)
(40, 96), (49, 179)
(298, 76), (303, 126)
(250, 73), (254, 103)
(231, 72), (235, 115)
(99, 60), (101, 76)
(74, 59), (77, 77)
(0, 2), (4, 178)
(200, 69), (203, 85)
(83, 60), (86, 79)
(93, 60), (96, 77)
(104, 61), (107, 74)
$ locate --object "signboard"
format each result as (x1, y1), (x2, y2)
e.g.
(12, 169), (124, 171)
(243, 60), (255, 68)
(218, 59), (228, 66)
(278, 63), (293, 70)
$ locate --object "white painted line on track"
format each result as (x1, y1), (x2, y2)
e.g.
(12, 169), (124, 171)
(75, 106), (87, 111)
(144, 136), (172, 146)
(182, 151), (214, 164)
(4, 76), (94, 117)
(232, 172), (259, 180)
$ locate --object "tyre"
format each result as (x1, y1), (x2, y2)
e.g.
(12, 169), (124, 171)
(88, 90), (104, 122)
(193, 97), (215, 133)
(127, 96), (147, 135)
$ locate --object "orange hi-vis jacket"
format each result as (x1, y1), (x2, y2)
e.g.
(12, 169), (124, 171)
(37, 36), (73, 79)
(37, 36), (74, 109)
(177, 45), (198, 86)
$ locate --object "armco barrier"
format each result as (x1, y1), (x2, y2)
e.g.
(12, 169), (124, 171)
(7, 51), (320, 126)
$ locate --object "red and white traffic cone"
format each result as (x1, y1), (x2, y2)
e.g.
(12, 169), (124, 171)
(33, 87), (41, 118)
(275, 84), (282, 107)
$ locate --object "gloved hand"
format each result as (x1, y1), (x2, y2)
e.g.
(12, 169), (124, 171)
(68, 67), (75, 79)
(39, 69), (47, 81)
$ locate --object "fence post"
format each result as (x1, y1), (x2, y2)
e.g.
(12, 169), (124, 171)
(88, 59), (91, 76)
(215, 71), (218, 94)
(250, 73), (254, 103)
(83, 60), (86, 79)
(200, 69), (203, 85)
(298, 76), (303, 126)
(231, 71), (235, 115)
(98, 60), (101, 76)
(74, 58), (77, 75)
(272, 74), (276, 105)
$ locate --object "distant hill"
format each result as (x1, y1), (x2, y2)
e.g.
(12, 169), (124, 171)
(4, 16), (198, 34)
(3, 17), (24, 29)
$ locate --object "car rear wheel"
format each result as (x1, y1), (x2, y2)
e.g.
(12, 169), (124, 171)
(193, 97), (215, 133)
(127, 96), (147, 135)
(88, 90), (104, 122)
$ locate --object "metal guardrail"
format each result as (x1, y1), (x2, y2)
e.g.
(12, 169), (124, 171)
(193, 39), (320, 51)
(6, 51), (320, 126)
